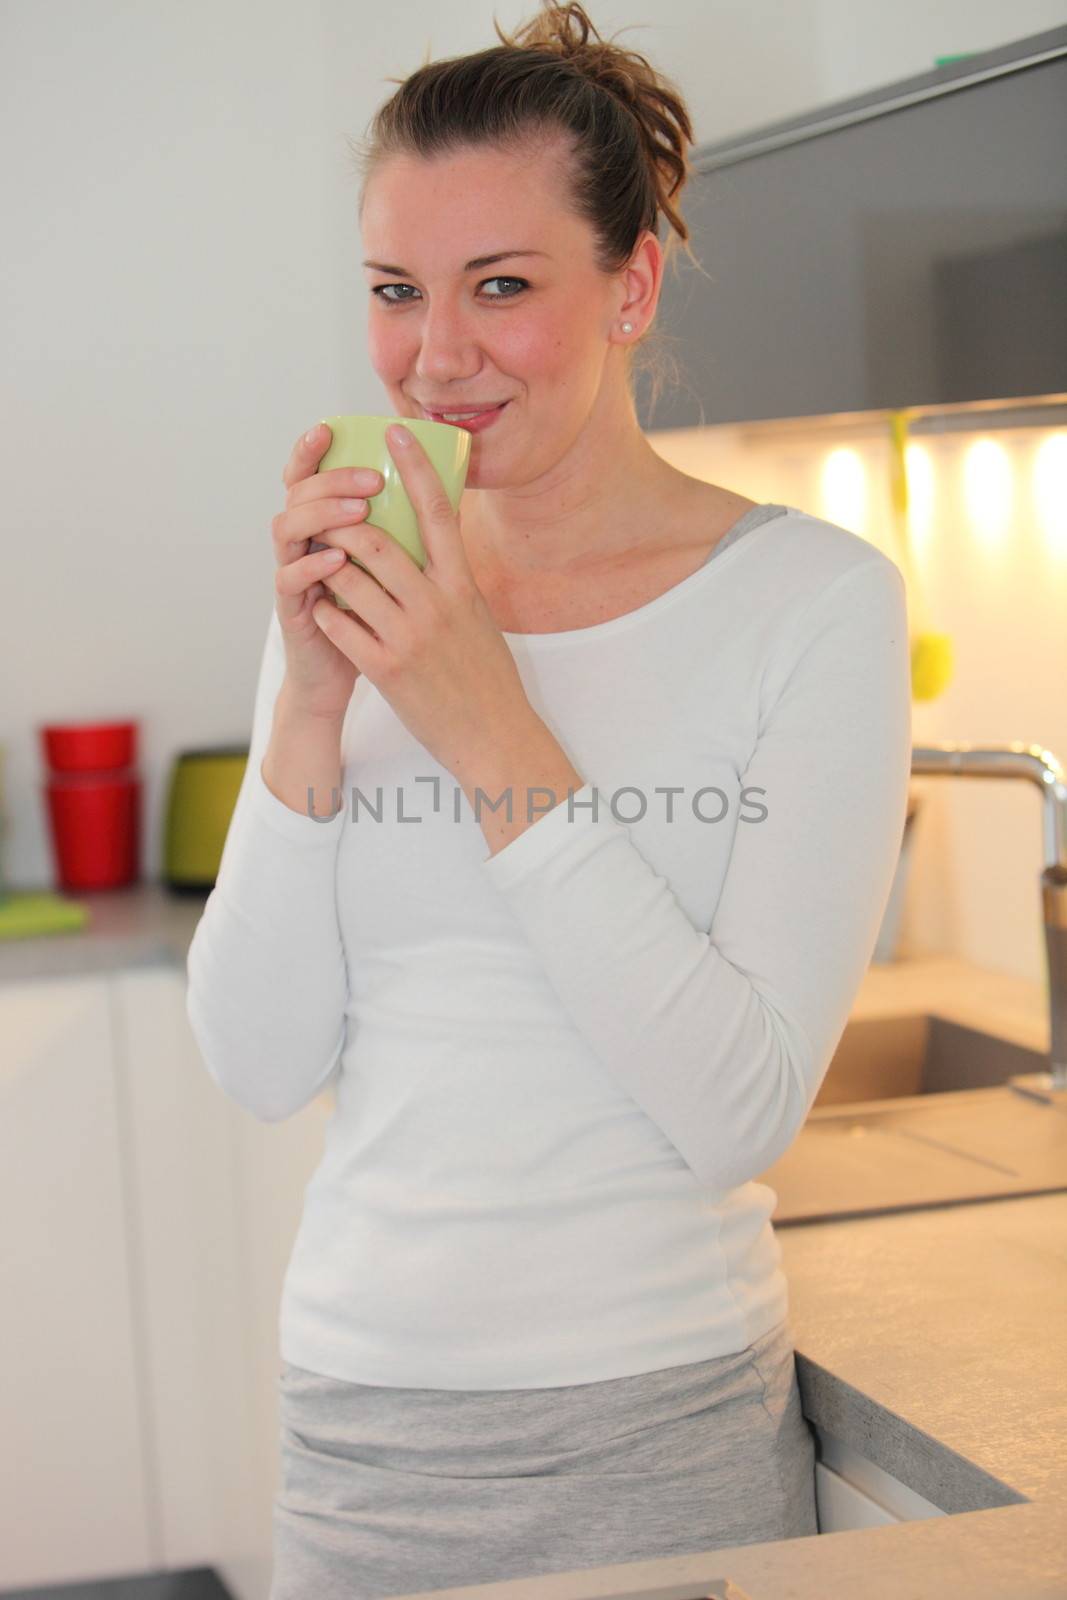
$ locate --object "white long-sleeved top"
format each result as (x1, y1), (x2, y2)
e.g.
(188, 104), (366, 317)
(186, 504), (912, 1389)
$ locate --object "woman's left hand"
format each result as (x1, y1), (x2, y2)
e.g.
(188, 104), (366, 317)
(311, 424), (533, 779)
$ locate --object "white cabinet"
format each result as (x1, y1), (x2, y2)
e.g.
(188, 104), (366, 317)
(816, 1462), (899, 1529)
(120, 960), (331, 1600)
(813, 1427), (945, 1532)
(0, 963), (331, 1600)
(116, 965), (260, 1595)
(0, 973), (153, 1587)
(121, 964), (333, 1600)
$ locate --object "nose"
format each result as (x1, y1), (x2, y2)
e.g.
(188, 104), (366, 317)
(412, 300), (484, 389)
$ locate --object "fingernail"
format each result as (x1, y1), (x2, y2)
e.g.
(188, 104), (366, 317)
(387, 424), (411, 449)
(305, 425), (323, 445)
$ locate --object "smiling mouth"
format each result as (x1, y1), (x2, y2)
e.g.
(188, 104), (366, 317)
(419, 402), (510, 421)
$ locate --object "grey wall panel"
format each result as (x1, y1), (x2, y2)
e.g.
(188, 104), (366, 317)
(637, 35), (1067, 431)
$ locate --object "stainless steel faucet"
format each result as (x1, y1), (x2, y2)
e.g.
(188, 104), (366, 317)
(910, 742), (1067, 1097)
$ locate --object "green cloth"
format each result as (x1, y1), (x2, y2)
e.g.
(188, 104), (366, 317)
(0, 891), (89, 939)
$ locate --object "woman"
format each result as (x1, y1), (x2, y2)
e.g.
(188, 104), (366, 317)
(186, 3), (912, 1595)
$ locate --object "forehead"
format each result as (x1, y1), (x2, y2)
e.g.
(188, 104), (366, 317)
(361, 139), (580, 256)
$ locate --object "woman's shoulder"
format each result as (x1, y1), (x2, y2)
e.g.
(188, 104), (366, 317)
(738, 501), (903, 592)
(676, 479), (897, 583)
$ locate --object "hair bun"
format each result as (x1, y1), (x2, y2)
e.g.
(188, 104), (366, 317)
(508, 3), (651, 106)
(499, 2), (693, 214)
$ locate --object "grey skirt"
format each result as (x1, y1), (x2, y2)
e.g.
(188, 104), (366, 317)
(270, 1316), (817, 1600)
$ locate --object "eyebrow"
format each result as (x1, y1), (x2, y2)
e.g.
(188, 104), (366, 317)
(361, 249), (550, 275)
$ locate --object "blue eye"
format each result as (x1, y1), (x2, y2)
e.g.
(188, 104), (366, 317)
(371, 276), (528, 306)
(482, 277), (527, 297)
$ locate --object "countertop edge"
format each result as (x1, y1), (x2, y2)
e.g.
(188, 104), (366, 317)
(793, 1352), (1027, 1514)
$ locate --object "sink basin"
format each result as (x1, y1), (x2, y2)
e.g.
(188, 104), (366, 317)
(765, 1082), (1067, 1223)
(812, 1013), (1048, 1108)
(762, 1015), (1066, 1224)
(596, 1583), (753, 1600)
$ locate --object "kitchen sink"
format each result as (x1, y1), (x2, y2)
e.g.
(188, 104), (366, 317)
(595, 1584), (753, 1599)
(812, 1012), (1048, 1108)
(763, 1014), (1067, 1224)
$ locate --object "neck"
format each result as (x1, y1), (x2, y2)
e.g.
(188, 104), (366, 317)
(461, 382), (682, 580)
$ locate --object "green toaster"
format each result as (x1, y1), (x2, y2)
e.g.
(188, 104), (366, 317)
(162, 745), (248, 892)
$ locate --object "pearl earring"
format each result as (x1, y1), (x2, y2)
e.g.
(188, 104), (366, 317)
(621, 321), (634, 334)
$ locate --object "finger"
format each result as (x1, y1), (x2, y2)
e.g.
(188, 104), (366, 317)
(288, 463), (385, 510)
(274, 546), (350, 629)
(281, 422), (386, 502)
(282, 422), (333, 492)
(316, 519), (419, 598)
(276, 545), (349, 599)
(272, 495), (372, 567)
(319, 532), (408, 646)
(386, 426), (464, 581)
(312, 586), (387, 674)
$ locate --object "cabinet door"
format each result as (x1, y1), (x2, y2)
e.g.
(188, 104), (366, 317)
(116, 965), (258, 1586)
(0, 974), (152, 1588)
(813, 1427), (945, 1531)
(815, 1461), (900, 1530)
(125, 962), (333, 1600)
(219, 1008), (337, 1600)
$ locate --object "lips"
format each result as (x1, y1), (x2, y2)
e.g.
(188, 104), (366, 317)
(420, 401), (510, 432)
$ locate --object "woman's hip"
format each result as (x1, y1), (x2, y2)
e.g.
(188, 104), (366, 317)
(271, 1318), (816, 1597)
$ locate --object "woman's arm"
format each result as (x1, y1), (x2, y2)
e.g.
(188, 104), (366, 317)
(262, 682), (344, 820)
(185, 607), (349, 1122)
(478, 555), (913, 1193)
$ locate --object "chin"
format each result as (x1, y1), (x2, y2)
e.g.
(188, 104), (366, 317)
(463, 444), (523, 491)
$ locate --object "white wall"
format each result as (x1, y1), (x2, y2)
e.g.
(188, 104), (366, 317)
(3, 0), (1064, 903)
(813, 0), (1067, 108)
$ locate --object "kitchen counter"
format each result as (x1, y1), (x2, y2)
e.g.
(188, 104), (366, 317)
(0, 881), (208, 985)
(393, 1193), (1067, 1600)
(0, 885), (1052, 1052)
(4, 885), (1066, 1597)
(0, 883), (1051, 1040)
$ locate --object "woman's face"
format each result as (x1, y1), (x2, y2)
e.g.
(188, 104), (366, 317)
(360, 138), (637, 490)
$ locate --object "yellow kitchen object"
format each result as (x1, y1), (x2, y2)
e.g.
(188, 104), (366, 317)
(162, 745), (248, 892)
(887, 411), (954, 702)
(0, 891), (89, 940)
(911, 632), (954, 701)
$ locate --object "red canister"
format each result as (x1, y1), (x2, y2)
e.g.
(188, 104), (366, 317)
(42, 720), (137, 774)
(40, 721), (142, 890)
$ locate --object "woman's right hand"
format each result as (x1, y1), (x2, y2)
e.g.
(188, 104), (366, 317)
(272, 423), (385, 721)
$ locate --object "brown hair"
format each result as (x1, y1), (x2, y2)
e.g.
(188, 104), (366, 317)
(348, 1), (704, 417)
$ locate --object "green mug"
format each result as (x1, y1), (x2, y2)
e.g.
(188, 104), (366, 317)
(313, 413), (472, 610)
